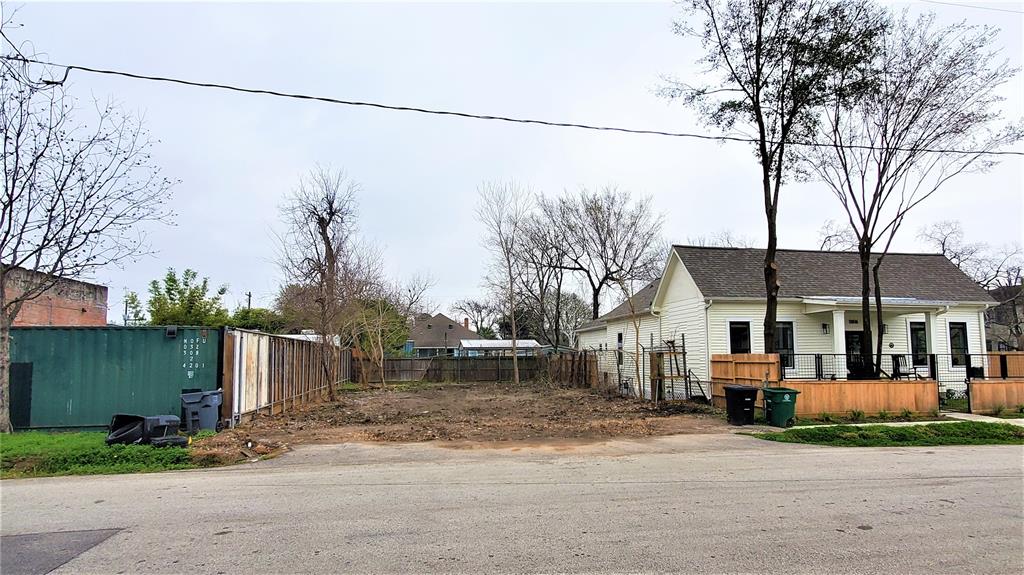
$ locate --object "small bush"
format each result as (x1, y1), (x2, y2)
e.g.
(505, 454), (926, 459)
(1017, 404), (1024, 414)
(929, 408), (940, 418)
(899, 408), (913, 420)
(877, 410), (891, 421)
(819, 412), (834, 423)
(992, 404), (1006, 417)
(849, 409), (865, 422)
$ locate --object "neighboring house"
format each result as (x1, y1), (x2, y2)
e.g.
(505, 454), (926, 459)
(404, 313), (477, 357)
(5, 267), (108, 326)
(459, 339), (545, 357)
(986, 284), (1023, 351)
(578, 245), (994, 391)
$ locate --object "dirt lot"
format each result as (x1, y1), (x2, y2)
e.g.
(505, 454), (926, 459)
(197, 381), (728, 457)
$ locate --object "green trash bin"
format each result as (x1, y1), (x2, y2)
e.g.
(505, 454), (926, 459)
(763, 387), (800, 428)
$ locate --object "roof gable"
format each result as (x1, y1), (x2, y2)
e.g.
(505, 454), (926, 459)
(671, 245), (993, 303)
(408, 313), (477, 348)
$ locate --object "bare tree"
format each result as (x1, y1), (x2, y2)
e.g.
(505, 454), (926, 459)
(663, 0), (887, 352)
(686, 230), (754, 248)
(278, 166), (374, 396)
(541, 186), (663, 319)
(450, 297), (497, 335)
(511, 210), (574, 349)
(0, 44), (174, 432)
(476, 182), (532, 384)
(800, 13), (1022, 374)
(356, 274), (435, 386)
(920, 221), (1023, 350)
(817, 220), (858, 252)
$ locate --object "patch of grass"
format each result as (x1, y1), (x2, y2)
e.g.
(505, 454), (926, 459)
(757, 421), (1024, 447)
(877, 410), (890, 421)
(1, 431), (203, 479)
(793, 412), (946, 427)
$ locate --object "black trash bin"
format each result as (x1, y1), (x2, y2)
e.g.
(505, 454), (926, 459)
(723, 385), (759, 426)
(106, 414), (145, 445)
(181, 390), (223, 434)
(106, 414), (181, 445)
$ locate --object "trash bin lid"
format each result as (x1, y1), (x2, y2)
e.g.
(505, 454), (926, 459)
(762, 387), (800, 395)
(723, 384), (759, 391)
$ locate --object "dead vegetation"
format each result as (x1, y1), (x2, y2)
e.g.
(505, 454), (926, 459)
(196, 381), (727, 455)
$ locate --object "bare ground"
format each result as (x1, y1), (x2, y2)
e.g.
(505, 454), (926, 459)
(194, 381), (728, 459)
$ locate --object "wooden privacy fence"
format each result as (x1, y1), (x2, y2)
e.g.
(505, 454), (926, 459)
(356, 353), (598, 386)
(969, 379), (1024, 415)
(986, 352), (1024, 379)
(710, 353), (938, 416)
(224, 329), (352, 423)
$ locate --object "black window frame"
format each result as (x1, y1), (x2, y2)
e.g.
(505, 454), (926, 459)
(909, 322), (928, 366)
(775, 321), (795, 368)
(616, 332), (624, 365)
(949, 322), (969, 366)
(729, 321), (751, 354)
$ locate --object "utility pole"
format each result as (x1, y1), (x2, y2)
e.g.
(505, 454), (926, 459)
(246, 291), (252, 310)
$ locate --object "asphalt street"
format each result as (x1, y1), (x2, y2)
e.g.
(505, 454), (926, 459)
(2, 433), (1022, 574)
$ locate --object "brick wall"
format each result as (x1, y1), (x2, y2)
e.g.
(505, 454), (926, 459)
(7, 269), (108, 326)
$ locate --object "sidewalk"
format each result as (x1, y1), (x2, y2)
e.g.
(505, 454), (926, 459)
(944, 411), (1024, 427)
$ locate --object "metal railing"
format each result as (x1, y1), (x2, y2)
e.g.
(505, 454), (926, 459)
(780, 353), (929, 381)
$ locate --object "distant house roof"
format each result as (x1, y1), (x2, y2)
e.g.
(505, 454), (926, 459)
(672, 245), (993, 303)
(460, 339), (544, 349)
(408, 313), (477, 349)
(573, 279), (660, 334)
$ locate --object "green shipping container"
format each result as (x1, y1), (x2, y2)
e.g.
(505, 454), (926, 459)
(9, 326), (221, 430)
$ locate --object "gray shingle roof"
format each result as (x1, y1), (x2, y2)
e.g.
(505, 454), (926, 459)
(590, 278), (661, 324)
(408, 313), (478, 348)
(672, 245), (993, 303)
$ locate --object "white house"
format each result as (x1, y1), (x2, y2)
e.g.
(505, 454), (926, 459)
(577, 245), (994, 398)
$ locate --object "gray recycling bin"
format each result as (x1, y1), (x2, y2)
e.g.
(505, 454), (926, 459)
(181, 390), (223, 434)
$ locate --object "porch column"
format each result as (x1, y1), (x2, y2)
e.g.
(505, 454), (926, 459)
(925, 311), (941, 353)
(831, 309), (846, 354)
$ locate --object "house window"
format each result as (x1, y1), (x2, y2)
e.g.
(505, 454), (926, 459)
(909, 322), (927, 366)
(729, 322), (751, 354)
(949, 322), (969, 366)
(616, 332), (624, 365)
(775, 322), (794, 368)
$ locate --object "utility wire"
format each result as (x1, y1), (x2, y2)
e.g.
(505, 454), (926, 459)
(919, 0), (1024, 14)
(3, 54), (1023, 157)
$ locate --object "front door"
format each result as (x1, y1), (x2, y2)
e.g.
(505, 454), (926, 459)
(845, 331), (866, 375)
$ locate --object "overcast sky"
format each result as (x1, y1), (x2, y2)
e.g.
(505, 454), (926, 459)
(7, 1), (1023, 322)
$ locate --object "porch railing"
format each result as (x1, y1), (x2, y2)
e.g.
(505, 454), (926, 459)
(780, 353), (1024, 382)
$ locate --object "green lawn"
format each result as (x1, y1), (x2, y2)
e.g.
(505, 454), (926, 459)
(0, 432), (197, 478)
(757, 421), (1024, 447)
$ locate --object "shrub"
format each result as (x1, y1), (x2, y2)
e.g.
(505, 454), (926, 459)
(992, 404), (1006, 417)
(819, 412), (834, 423)
(899, 408), (913, 420)
(849, 409), (865, 422)
(877, 410), (891, 421)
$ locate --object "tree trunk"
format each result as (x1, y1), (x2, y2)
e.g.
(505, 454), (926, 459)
(590, 286), (601, 320)
(507, 262), (519, 385)
(872, 260), (885, 377)
(858, 247), (876, 377)
(0, 319), (12, 433)
(763, 211), (780, 353)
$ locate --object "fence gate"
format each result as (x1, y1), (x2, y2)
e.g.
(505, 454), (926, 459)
(933, 353), (971, 413)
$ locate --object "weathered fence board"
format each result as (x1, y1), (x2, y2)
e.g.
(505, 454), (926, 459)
(226, 329), (352, 423)
(354, 353), (598, 387)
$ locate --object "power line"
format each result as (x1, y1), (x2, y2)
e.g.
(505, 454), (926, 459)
(918, 0), (1024, 14)
(3, 54), (1023, 157)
